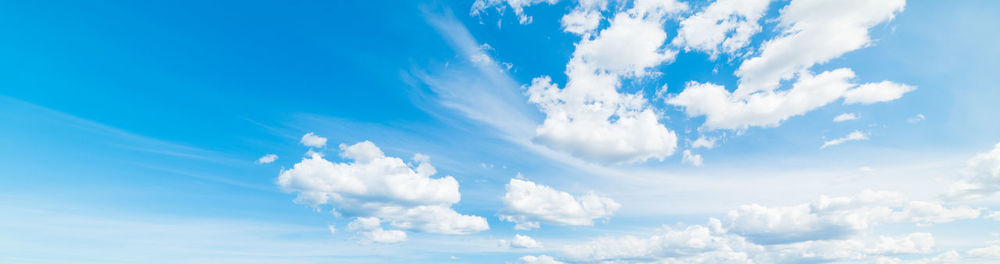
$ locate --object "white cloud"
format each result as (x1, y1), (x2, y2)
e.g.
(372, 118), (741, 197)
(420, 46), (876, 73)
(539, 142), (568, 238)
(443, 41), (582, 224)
(327, 225), (336, 235)
(561, 9), (602, 35)
(682, 150), (704, 166)
(692, 136), (716, 149)
(735, 0), (905, 96)
(517, 255), (564, 264)
(908, 113), (926, 124)
(529, 76), (678, 164)
(871, 233), (935, 255)
(504, 234), (543, 248)
(526, 1), (686, 164)
(669, 0), (911, 131)
(499, 178), (620, 230)
(347, 217), (407, 243)
(558, 190), (977, 263)
(563, 219), (759, 262)
(844, 81), (917, 105)
(834, 113), (859, 122)
(672, 0), (772, 57)
(300, 132), (327, 148)
(470, 0), (558, 24)
(945, 142), (1000, 200)
(725, 190), (978, 244)
(571, 5), (684, 77)
(561, 227), (940, 263)
(256, 154), (278, 164)
(967, 245), (1000, 258)
(277, 140), (488, 239)
(821, 130), (868, 149)
(669, 69), (857, 130)
(762, 233), (934, 263)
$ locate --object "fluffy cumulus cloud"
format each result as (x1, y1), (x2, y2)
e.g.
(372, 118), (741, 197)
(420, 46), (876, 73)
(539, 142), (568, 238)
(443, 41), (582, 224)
(556, 190), (979, 263)
(561, 8), (602, 35)
(669, 0), (914, 130)
(503, 234), (543, 248)
(821, 130), (868, 149)
(692, 135), (717, 149)
(682, 149), (703, 166)
(499, 178), (620, 230)
(673, 0), (772, 57)
(256, 153), (278, 164)
(527, 0), (687, 164)
(300, 132), (327, 148)
(946, 142), (1000, 200)
(834, 113), (859, 122)
(844, 81), (917, 105)
(277, 138), (488, 242)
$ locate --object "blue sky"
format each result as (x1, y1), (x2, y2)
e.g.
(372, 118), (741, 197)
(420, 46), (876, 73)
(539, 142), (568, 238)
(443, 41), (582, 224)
(2, 0), (1000, 263)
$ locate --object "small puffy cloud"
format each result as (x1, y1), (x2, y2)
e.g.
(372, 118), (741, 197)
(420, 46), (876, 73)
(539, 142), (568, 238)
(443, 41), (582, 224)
(834, 113), (859, 122)
(516, 255), (564, 264)
(347, 217), (407, 243)
(945, 142), (1000, 200)
(908, 113), (926, 124)
(277, 140), (488, 240)
(499, 178), (620, 230)
(821, 130), (868, 149)
(672, 0), (772, 57)
(256, 154), (278, 164)
(327, 225), (336, 235)
(300, 132), (327, 148)
(692, 136), (716, 149)
(844, 81), (916, 105)
(682, 150), (704, 166)
(503, 234), (543, 248)
(561, 9), (602, 35)
(967, 245), (1000, 258)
